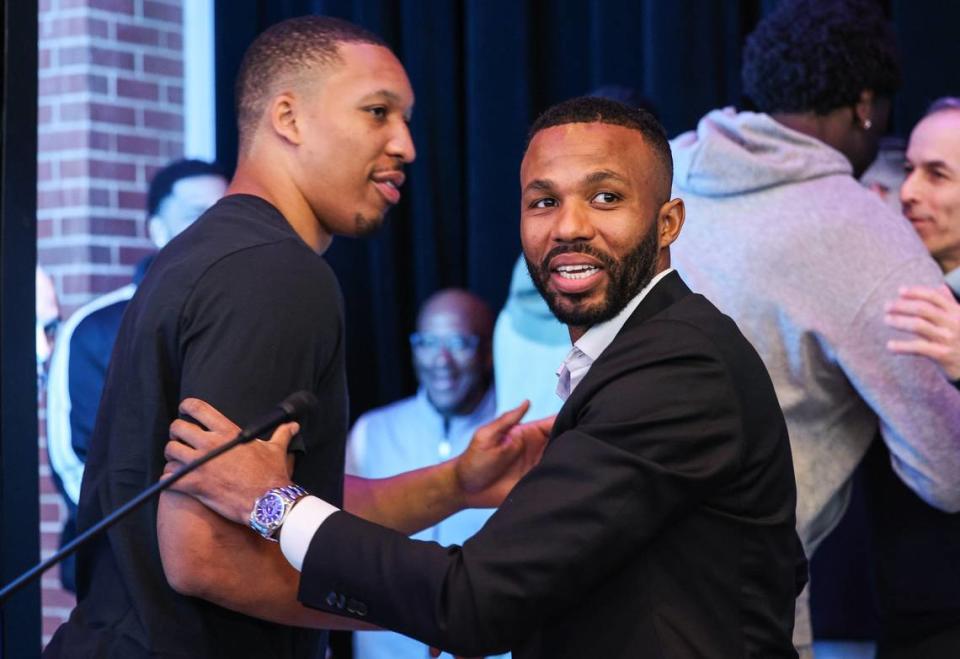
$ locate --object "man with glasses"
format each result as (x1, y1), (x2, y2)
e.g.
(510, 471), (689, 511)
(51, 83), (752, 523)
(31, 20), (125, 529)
(345, 288), (504, 659)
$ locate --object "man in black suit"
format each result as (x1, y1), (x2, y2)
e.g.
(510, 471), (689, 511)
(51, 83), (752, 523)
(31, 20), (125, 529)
(166, 97), (805, 658)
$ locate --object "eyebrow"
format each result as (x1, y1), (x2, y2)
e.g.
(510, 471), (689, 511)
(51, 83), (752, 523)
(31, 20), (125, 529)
(522, 170), (627, 195)
(583, 169), (627, 185)
(923, 159), (956, 174)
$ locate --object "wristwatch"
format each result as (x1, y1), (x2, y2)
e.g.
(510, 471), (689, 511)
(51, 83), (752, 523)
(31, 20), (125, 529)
(249, 484), (309, 541)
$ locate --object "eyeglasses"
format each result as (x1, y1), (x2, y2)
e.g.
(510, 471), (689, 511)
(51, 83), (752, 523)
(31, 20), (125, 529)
(409, 332), (481, 358)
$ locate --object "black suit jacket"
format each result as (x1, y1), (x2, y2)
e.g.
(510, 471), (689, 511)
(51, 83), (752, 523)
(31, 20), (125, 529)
(300, 272), (805, 658)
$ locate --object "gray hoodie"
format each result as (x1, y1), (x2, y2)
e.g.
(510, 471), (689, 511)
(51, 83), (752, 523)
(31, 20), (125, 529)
(670, 109), (960, 647)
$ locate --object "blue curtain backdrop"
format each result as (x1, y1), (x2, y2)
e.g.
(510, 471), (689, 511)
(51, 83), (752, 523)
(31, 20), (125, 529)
(214, 0), (960, 419)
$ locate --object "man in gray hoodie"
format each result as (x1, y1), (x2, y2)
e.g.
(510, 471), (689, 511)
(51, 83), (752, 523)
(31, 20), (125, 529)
(669, 1), (960, 655)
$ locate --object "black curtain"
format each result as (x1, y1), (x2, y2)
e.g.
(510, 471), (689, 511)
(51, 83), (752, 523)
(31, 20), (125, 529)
(214, 0), (960, 420)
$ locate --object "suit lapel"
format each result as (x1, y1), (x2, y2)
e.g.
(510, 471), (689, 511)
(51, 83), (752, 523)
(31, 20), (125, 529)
(552, 270), (693, 435)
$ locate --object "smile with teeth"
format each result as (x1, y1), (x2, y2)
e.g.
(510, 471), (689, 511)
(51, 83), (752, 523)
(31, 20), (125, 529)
(555, 264), (600, 280)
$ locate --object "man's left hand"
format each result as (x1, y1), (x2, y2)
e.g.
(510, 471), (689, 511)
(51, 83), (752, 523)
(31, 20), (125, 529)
(455, 401), (554, 509)
(163, 398), (297, 526)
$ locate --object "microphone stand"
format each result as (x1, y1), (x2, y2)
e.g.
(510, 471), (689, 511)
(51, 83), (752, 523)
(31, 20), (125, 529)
(0, 391), (316, 603)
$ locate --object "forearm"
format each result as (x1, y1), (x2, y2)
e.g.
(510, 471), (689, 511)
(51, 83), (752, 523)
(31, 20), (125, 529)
(342, 461), (467, 535)
(157, 490), (377, 630)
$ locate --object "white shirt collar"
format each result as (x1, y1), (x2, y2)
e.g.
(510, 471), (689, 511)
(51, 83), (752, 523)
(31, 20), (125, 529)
(555, 268), (674, 400)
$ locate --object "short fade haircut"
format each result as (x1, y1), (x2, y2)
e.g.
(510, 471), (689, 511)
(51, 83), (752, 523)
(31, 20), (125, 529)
(742, 0), (901, 115)
(527, 96), (673, 200)
(234, 16), (387, 151)
(147, 159), (224, 218)
(927, 96), (960, 117)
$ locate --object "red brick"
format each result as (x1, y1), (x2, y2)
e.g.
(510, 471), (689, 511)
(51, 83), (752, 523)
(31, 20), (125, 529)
(144, 109), (182, 131)
(144, 1), (183, 23)
(165, 84), (183, 104)
(90, 159), (138, 181)
(89, 0), (135, 13)
(38, 130), (86, 151)
(91, 102), (137, 126)
(120, 245), (156, 266)
(37, 189), (62, 210)
(118, 190), (147, 210)
(163, 139), (184, 158)
(38, 218), (56, 239)
(41, 502), (62, 522)
(90, 130), (112, 151)
(39, 73), (105, 96)
(90, 46), (136, 70)
(39, 473), (59, 494)
(45, 16), (109, 39)
(117, 77), (159, 101)
(163, 30), (183, 51)
(63, 216), (140, 237)
(38, 161), (54, 182)
(57, 45), (89, 66)
(58, 101), (88, 122)
(117, 134), (161, 156)
(116, 24), (161, 47)
(39, 48), (53, 69)
(39, 104), (54, 124)
(59, 159), (88, 178)
(42, 588), (76, 609)
(44, 244), (112, 266)
(144, 54), (182, 77)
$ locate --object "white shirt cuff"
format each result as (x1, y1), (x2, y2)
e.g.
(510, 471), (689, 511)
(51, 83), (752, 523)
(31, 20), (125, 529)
(278, 495), (339, 571)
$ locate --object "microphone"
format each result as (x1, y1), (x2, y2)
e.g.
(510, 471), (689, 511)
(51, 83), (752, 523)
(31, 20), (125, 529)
(235, 390), (319, 442)
(0, 390), (318, 602)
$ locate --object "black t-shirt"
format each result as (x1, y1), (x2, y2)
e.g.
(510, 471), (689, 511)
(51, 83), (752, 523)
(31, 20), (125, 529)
(45, 195), (348, 659)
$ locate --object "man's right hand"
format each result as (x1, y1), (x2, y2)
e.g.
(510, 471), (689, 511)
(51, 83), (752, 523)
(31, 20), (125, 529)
(454, 401), (554, 509)
(885, 284), (960, 381)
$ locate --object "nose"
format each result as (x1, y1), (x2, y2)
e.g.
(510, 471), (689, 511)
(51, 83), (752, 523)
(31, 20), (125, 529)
(387, 121), (416, 164)
(900, 168), (920, 209)
(552, 201), (595, 243)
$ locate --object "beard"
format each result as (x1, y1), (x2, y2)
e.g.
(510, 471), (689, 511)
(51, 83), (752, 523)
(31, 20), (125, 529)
(524, 222), (660, 328)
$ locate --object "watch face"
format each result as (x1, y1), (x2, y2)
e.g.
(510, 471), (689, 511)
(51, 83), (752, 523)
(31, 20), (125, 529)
(255, 492), (285, 526)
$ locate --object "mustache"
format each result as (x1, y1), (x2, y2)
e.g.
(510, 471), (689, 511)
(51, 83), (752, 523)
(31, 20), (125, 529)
(538, 242), (616, 273)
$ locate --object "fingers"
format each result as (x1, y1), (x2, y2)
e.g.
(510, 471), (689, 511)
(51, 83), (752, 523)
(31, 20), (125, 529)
(895, 285), (956, 311)
(885, 310), (950, 342)
(164, 438), (196, 463)
(492, 400), (531, 432)
(268, 422), (300, 452)
(178, 398), (241, 433)
(887, 338), (949, 361)
(169, 417), (220, 451)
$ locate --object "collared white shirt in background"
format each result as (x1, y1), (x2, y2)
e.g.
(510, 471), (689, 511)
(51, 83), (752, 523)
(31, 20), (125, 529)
(281, 267), (676, 571)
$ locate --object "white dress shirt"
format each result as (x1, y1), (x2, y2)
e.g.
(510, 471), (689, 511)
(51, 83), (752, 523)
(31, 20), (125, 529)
(280, 267), (675, 571)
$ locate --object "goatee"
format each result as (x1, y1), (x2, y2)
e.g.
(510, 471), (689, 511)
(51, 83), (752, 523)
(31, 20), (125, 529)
(524, 222), (660, 328)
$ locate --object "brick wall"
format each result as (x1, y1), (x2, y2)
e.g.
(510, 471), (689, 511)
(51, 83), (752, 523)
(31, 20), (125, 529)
(36, 0), (185, 645)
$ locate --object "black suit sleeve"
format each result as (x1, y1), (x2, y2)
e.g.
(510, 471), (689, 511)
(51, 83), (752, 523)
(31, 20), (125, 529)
(299, 321), (744, 656)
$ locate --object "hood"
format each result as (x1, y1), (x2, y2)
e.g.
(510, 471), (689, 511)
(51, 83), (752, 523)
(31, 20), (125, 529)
(671, 108), (852, 197)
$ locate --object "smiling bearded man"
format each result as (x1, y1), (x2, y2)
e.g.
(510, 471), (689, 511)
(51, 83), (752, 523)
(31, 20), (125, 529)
(160, 96), (806, 658)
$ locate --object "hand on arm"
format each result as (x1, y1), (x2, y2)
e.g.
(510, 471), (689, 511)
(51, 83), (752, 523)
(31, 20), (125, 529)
(885, 284), (960, 381)
(165, 397), (553, 536)
(159, 400), (376, 629)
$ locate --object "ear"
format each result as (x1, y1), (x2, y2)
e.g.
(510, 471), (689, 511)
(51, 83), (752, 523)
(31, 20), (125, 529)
(657, 198), (685, 249)
(854, 89), (876, 129)
(147, 216), (170, 248)
(268, 91), (303, 145)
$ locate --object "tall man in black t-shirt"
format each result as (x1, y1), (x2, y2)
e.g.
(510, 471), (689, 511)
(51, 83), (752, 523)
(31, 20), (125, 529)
(44, 16), (548, 659)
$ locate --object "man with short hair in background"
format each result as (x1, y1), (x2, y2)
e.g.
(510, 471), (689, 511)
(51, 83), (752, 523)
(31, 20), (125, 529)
(346, 288), (507, 659)
(46, 158), (226, 593)
(667, 2), (960, 655)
